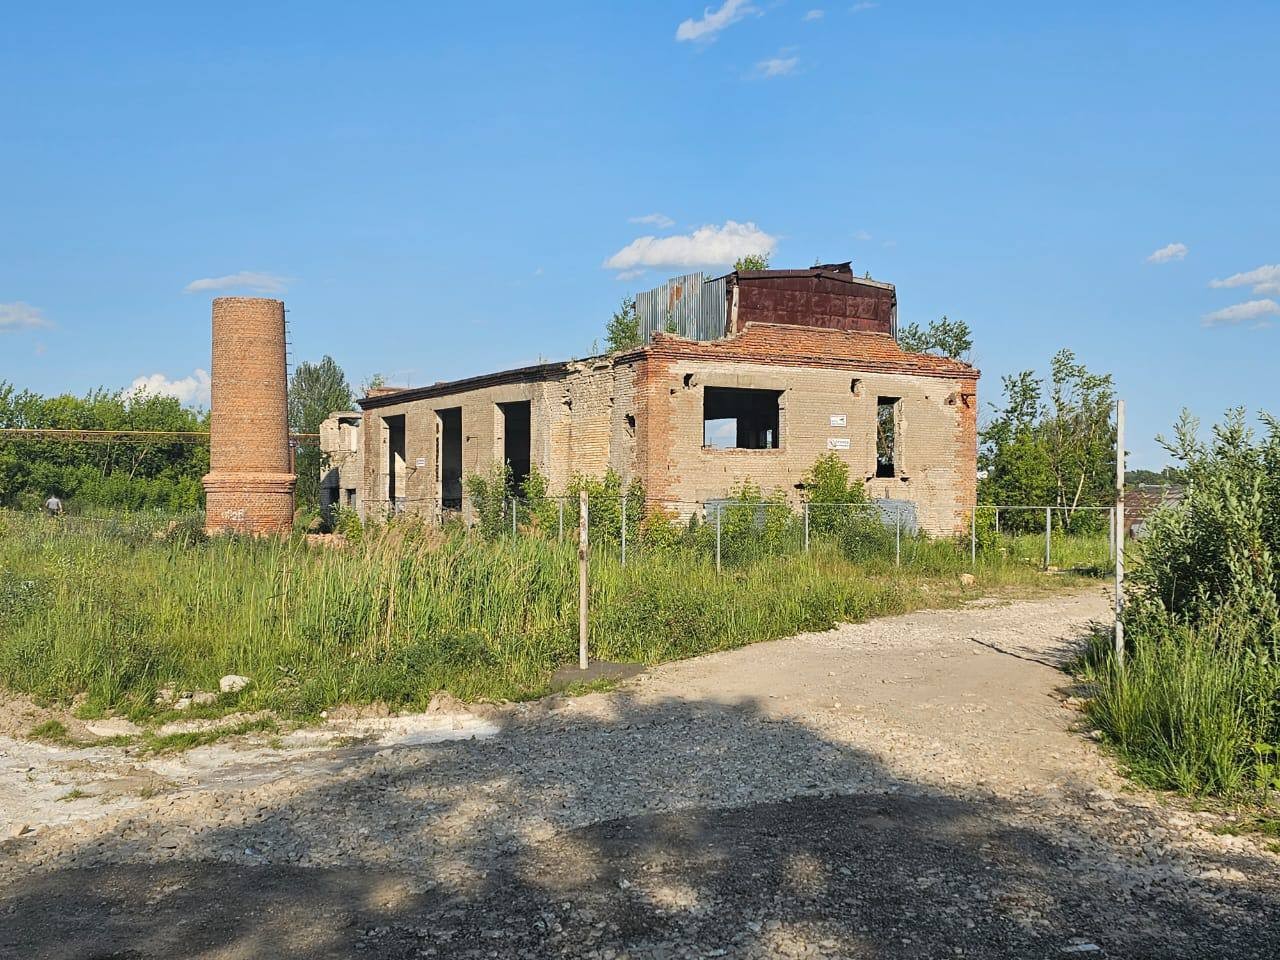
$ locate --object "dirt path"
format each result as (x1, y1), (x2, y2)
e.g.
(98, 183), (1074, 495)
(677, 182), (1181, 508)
(2, 588), (1277, 958)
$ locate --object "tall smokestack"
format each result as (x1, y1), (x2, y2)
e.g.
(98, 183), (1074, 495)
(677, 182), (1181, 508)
(202, 297), (296, 534)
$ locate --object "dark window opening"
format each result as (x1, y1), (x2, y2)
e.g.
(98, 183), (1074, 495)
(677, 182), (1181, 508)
(384, 415), (406, 510)
(876, 397), (899, 477)
(624, 413), (636, 437)
(498, 400), (531, 494)
(703, 387), (781, 449)
(438, 407), (463, 511)
(345, 488), (357, 508)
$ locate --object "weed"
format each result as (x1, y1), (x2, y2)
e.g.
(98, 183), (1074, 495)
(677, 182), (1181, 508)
(28, 719), (72, 744)
(140, 717), (278, 755)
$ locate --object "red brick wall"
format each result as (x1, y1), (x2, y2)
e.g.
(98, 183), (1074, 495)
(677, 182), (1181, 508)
(202, 297), (296, 534)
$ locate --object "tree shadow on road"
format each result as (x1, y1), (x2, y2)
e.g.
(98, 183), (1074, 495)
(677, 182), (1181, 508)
(3, 689), (1278, 959)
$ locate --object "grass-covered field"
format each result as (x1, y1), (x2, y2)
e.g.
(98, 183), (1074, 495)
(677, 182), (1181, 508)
(0, 508), (1101, 722)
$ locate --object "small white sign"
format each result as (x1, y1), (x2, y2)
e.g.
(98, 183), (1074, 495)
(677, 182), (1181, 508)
(829, 414), (847, 427)
(827, 437), (851, 450)
(415, 457), (427, 468)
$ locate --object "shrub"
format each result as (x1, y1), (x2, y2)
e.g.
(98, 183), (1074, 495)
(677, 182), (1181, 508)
(465, 461), (512, 541)
(1083, 409), (1280, 799)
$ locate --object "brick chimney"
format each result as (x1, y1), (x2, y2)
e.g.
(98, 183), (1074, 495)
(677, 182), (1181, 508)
(202, 297), (296, 534)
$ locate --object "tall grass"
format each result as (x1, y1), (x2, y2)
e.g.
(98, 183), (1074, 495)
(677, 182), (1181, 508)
(0, 508), (1092, 720)
(1079, 411), (1280, 801)
(1081, 611), (1280, 797)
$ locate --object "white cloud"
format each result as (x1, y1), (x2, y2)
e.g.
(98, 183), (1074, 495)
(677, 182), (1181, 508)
(604, 220), (777, 273)
(851, 2), (878, 11)
(803, 9), (824, 20)
(1145, 242), (1188, 264)
(1210, 263), (1280, 297)
(854, 229), (873, 241)
(616, 269), (648, 282)
(756, 54), (799, 77)
(183, 271), (290, 295)
(0, 301), (51, 331)
(629, 213), (675, 229)
(1201, 299), (1280, 327)
(676, 0), (757, 42)
(127, 369), (212, 407)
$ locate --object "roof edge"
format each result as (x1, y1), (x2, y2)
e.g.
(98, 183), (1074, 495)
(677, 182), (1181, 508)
(357, 360), (572, 409)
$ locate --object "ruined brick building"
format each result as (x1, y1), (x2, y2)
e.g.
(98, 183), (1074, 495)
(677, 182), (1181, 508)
(321, 263), (979, 535)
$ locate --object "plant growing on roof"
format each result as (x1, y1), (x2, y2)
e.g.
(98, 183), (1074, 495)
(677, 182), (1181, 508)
(604, 296), (642, 353)
(896, 316), (973, 360)
(733, 253), (770, 272)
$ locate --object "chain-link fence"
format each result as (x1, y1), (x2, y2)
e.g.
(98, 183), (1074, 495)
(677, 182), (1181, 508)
(480, 495), (1116, 576)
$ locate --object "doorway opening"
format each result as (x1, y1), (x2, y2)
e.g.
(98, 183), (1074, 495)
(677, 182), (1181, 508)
(438, 407), (462, 511)
(499, 400), (531, 494)
(384, 415), (406, 512)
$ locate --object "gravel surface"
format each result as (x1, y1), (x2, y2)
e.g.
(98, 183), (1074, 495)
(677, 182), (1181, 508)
(2, 587), (1278, 958)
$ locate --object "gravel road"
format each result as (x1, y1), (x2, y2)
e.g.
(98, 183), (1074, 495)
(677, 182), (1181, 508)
(2, 588), (1277, 958)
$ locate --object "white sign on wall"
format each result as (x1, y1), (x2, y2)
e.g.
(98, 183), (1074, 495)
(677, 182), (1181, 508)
(827, 437), (851, 450)
(829, 414), (847, 427)
(414, 457), (427, 468)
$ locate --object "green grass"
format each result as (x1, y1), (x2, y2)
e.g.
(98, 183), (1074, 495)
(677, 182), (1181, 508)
(1079, 613), (1280, 799)
(28, 719), (77, 745)
(1210, 816), (1280, 838)
(139, 716), (279, 754)
(0, 508), (1098, 722)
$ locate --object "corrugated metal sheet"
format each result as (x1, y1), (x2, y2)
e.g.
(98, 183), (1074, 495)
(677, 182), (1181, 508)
(635, 273), (727, 342)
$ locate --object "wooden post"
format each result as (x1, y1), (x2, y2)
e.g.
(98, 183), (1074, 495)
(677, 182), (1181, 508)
(1115, 399), (1125, 665)
(970, 507), (977, 566)
(578, 489), (589, 670)
(715, 504), (722, 573)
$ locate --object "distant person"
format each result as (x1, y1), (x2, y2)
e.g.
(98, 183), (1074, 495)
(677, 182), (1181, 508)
(43, 494), (63, 517)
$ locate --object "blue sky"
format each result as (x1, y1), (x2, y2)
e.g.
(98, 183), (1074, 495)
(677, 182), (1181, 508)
(2, 1), (1276, 467)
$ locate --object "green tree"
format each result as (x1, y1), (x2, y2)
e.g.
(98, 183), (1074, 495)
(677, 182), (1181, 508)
(734, 253), (770, 272)
(288, 357), (353, 510)
(896, 316), (973, 360)
(0, 381), (209, 511)
(979, 351), (1114, 531)
(604, 296), (642, 352)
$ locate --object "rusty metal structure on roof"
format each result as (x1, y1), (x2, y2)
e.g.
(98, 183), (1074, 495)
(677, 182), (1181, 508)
(634, 263), (897, 346)
(726, 262), (897, 337)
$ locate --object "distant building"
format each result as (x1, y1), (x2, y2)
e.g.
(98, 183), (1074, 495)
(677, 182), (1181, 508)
(318, 412), (363, 514)
(1125, 484), (1185, 539)
(321, 264), (979, 535)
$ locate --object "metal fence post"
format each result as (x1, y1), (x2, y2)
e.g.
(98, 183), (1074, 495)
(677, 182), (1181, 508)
(1115, 399), (1126, 666)
(715, 505), (722, 574)
(578, 489), (589, 670)
(1108, 506), (1115, 563)
(1044, 506), (1052, 569)
(621, 495), (627, 567)
(803, 502), (810, 553)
